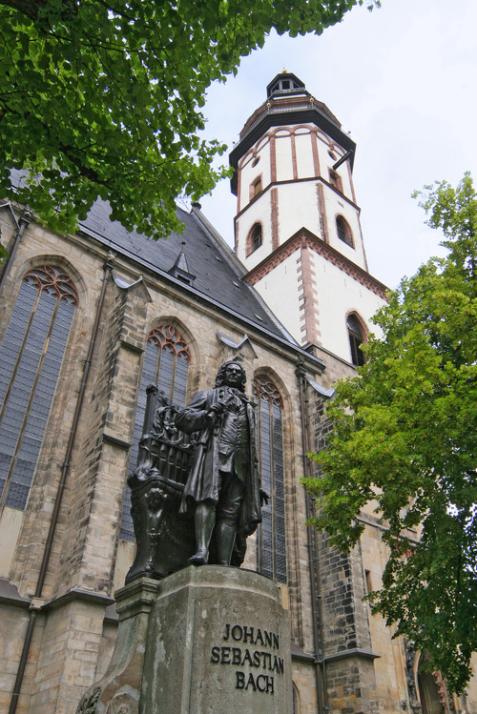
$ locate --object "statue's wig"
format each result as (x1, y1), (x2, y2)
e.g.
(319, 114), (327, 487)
(214, 359), (246, 392)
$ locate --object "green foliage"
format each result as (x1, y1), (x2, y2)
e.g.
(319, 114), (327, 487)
(304, 174), (477, 693)
(0, 0), (378, 239)
(0, 242), (7, 267)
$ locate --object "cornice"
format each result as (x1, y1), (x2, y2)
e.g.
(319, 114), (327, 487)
(229, 105), (356, 194)
(244, 228), (388, 300)
(233, 176), (361, 223)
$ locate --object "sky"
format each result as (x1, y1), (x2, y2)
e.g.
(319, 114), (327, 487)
(197, 0), (477, 290)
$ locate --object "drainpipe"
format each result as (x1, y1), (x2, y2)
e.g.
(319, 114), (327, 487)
(8, 255), (114, 714)
(0, 206), (31, 290)
(296, 361), (328, 714)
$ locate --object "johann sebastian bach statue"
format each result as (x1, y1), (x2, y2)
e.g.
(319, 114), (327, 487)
(176, 360), (264, 566)
(125, 360), (265, 583)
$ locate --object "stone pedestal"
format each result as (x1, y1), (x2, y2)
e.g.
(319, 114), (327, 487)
(76, 577), (161, 714)
(76, 566), (293, 714)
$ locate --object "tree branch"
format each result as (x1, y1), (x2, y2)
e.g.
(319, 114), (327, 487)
(0, 0), (45, 21)
(58, 143), (111, 186)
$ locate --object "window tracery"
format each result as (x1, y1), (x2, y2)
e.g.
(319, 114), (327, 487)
(120, 322), (191, 539)
(0, 266), (77, 510)
(253, 375), (287, 583)
(23, 265), (78, 304)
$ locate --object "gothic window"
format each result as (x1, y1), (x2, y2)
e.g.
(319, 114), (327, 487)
(292, 684), (301, 714)
(417, 654), (447, 714)
(246, 223), (263, 257)
(0, 266), (78, 510)
(253, 376), (287, 583)
(120, 323), (191, 539)
(329, 168), (343, 193)
(336, 215), (354, 248)
(347, 313), (366, 367)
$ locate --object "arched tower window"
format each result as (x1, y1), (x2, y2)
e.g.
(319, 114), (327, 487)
(336, 215), (354, 247)
(347, 313), (366, 366)
(253, 375), (287, 583)
(0, 265), (78, 510)
(249, 176), (262, 200)
(120, 322), (191, 539)
(246, 223), (263, 257)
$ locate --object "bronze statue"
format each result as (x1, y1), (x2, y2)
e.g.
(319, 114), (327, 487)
(125, 360), (265, 582)
(176, 360), (263, 566)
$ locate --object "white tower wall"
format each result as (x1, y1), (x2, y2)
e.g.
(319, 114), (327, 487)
(310, 250), (384, 361)
(252, 249), (303, 341)
(275, 182), (321, 244)
(231, 75), (388, 361)
(237, 136), (272, 213)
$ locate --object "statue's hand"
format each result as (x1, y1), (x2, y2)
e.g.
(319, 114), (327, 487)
(206, 403), (223, 427)
(259, 489), (270, 506)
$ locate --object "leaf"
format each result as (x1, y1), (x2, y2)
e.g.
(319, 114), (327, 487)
(0, 0), (379, 239)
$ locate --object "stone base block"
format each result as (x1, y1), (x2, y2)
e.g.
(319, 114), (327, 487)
(143, 565), (293, 714)
(78, 565), (292, 714)
(76, 566), (293, 714)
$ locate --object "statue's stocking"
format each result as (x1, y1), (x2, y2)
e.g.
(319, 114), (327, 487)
(215, 521), (237, 566)
(189, 502), (216, 565)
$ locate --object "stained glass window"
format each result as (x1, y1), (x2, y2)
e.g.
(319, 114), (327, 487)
(253, 376), (287, 582)
(120, 323), (191, 539)
(0, 266), (77, 510)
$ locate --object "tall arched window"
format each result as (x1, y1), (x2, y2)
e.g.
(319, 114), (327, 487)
(336, 215), (354, 247)
(0, 265), (77, 510)
(246, 223), (263, 257)
(120, 323), (191, 539)
(417, 654), (448, 714)
(292, 684), (301, 714)
(253, 376), (287, 583)
(347, 313), (365, 366)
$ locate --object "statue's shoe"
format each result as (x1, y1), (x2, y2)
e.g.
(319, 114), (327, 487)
(188, 549), (209, 566)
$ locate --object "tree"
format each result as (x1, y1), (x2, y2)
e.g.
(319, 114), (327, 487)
(305, 174), (477, 693)
(0, 0), (379, 239)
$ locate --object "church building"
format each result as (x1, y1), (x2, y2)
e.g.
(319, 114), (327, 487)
(0, 72), (473, 713)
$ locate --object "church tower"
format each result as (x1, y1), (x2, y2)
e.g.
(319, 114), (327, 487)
(230, 72), (387, 365)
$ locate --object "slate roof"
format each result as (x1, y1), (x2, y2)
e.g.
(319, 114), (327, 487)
(78, 198), (297, 345)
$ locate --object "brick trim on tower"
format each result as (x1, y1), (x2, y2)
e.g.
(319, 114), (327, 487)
(233, 176), (361, 223)
(347, 159), (357, 205)
(244, 227), (388, 300)
(271, 188), (279, 251)
(298, 245), (321, 345)
(270, 133), (277, 183)
(236, 161), (242, 214)
(311, 129), (321, 176)
(317, 183), (329, 245)
(291, 133), (298, 180)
